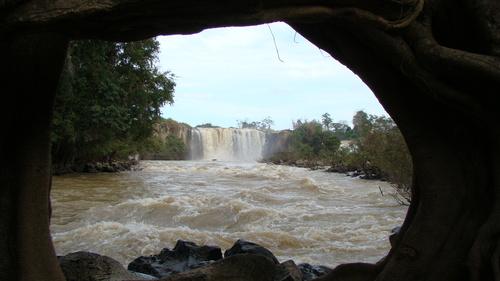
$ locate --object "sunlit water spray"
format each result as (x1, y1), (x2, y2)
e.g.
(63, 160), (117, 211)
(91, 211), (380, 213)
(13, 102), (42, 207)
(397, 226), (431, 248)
(51, 161), (406, 267)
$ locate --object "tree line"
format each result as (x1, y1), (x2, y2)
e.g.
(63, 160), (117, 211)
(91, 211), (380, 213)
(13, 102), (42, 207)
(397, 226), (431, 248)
(51, 38), (175, 173)
(267, 111), (412, 204)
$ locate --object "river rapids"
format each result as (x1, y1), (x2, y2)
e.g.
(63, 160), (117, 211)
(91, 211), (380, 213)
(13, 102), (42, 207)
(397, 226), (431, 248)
(50, 160), (406, 268)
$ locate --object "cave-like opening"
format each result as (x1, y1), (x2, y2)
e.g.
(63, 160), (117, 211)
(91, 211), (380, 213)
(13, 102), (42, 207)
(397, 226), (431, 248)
(2, 1), (499, 281)
(49, 22), (410, 280)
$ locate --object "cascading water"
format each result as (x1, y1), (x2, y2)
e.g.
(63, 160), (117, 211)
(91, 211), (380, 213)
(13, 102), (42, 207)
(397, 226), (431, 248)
(189, 128), (266, 161)
(189, 129), (203, 160)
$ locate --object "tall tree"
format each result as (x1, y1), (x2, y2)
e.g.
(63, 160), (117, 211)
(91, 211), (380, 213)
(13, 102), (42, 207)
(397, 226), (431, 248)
(260, 116), (274, 131)
(352, 110), (371, 138)
(321, 112), (333, 131)
(52, 39), (175, 169)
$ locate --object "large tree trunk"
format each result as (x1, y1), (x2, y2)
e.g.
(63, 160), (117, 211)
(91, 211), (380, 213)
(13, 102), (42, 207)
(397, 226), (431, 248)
(1, 0), (499, 281)
(291, 1), (500, 279)
(0, 32), (68, 281)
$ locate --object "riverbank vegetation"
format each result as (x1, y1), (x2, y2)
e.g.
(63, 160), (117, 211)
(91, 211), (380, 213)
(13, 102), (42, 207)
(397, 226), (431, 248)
(51, 38), (176, 173)
(265, 111), (412, 204)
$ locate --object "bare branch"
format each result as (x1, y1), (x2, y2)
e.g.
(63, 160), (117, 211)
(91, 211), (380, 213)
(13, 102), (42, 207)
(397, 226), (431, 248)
(390, 184), (411, 206)
(266, 24), (284, 62)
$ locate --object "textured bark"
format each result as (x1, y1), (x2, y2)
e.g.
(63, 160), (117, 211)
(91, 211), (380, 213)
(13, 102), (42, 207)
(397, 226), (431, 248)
(290, 1), (500, 279)
(0, 0), (499, 281)
(0, 32), (68, 281)
(0, 0), (423, 40)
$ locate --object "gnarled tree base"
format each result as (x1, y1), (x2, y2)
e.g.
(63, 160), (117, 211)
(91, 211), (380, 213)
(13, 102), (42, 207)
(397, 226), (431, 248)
(1, 0), (499, 281)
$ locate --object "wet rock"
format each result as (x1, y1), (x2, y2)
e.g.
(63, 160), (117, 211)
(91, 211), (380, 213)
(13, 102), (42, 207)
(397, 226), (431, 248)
(158, 254), (277, 281)
(53, 159), (139, 174)
(309, 165), (325, 171)
(295, 159), (307, 167)
(274, 260), (303, 281)
(224, 239), (279, 264)
(347, 170), (362, 177)
(83, 163), (98, 173)
(389, 226), (402, 247)
(359, 172), (381, 180)
(298, 263), (332, 281)
(58, 251), (156, 281)
(128, 240), (223, 278)
(326, 165), (350, 173)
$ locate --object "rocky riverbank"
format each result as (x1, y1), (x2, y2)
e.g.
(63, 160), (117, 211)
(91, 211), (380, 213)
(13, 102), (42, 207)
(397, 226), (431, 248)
(52, 159), (139, 175)
(57, 240), (333, 281)
(263, 157), (386, 181)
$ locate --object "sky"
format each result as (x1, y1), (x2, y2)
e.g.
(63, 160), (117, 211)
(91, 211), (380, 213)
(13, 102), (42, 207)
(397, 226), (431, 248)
(158, 22), (387, 130)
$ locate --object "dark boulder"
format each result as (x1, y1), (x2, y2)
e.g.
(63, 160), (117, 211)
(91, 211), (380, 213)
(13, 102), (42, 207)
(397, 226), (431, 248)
(128, 240), (223, 278)
(224, 239), (279, 264)
(58, 251), (156, 281)
(158, 254), (278, 281)
(298, 263), (332, 281)
(274, 260), (303, 281)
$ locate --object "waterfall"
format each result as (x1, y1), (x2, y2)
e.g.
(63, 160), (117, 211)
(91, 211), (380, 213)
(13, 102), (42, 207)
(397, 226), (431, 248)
(189, 128), (266, 161)
(189, 129), (203, 160)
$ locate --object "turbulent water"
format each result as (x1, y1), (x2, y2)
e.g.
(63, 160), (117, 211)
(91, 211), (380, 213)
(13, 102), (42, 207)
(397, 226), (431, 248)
(189, 128), (266, 161)
(51, 160), (406, 268)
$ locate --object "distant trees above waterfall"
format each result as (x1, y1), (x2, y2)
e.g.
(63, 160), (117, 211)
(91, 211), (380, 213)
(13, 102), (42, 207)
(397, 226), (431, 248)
(195, 123), (220, 128)
(237, 117), (274, 132)
(51, 38), (176, 172)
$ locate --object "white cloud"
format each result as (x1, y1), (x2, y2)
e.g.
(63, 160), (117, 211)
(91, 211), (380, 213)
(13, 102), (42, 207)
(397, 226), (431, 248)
(158, 22), (387, 130)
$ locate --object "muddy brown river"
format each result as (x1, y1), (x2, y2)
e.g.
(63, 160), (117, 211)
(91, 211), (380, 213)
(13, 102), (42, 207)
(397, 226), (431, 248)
(50, 160), (406, 267)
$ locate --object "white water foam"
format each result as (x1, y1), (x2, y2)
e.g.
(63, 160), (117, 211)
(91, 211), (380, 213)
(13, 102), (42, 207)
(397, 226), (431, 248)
(51, 161), (406, 267)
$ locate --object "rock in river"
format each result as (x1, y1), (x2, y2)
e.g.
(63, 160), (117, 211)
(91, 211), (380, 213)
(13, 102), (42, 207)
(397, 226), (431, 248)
(128, 240), (223, 278)
(58, 251), (156, 281)
(58, 240), (332, 281)
(156, 254), (279, 281)
(298, 263), (333, 281)
(224, 239), (279, 264)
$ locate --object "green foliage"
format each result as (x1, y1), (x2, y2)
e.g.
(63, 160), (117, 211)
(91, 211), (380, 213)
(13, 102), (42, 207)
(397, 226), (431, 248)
(352, 110), (371, 137)
(196, 123), (219, 128)
(267, 111), (412, 203)
(353, 114), (413, 188)
(161, 117), (191, 129)
(260, 116), (274, 131)
(330, 121), (356, 140)
(237, 116), (274, 131)
(320, 113), (356, 140)
(51, 38), (175, 168)
(332, 111), (413, 200)
(321, 113), (333, 130)
(290, 120), (340, 160)
(150, 135), (187, 160)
